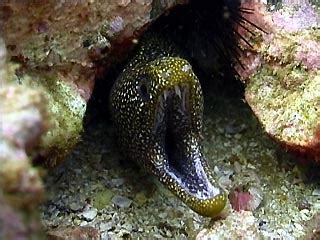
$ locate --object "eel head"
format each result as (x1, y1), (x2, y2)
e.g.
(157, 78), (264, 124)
(110, 57), (227, 217)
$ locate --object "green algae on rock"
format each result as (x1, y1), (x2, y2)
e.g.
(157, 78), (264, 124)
(245, 29), (320, 161)
(93, 189), (114, 210)
(39, 76), (86, 166)
(110, 33), (227, 217)
(16, 71), (87, 167)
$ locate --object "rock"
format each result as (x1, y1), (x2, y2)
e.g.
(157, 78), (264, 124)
(80, 221), (89, 227)
(196, 211), (261, 239)
(68, 201), (83, 212)
(304, 212), (320, 240)
(0, 197), (44, 239)
(93, 189), (114, 210)
(0, 38), (46, 239)
(0, 86), (47, 194)
(110, 178), (125, 187)
(237, 2), (320, 162)
(33, 75), (87, 166)
(47, 226), (100, 240)
(225, 123), (247, 135)
(81, 208), (98, 221)
(99, 222), (113, 232)
(112, 195), (132, 208)
(312, 188), (320, 196)
(0, 1), (187, 70)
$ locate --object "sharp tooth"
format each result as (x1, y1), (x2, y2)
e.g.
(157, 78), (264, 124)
(175, 85), (181, 98)
(163, 90), (169, 100)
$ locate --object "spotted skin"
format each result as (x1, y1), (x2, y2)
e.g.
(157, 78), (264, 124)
(110, 34), (227, 217)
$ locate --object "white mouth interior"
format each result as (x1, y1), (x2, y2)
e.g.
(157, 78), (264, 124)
(154, 85), (221, 199)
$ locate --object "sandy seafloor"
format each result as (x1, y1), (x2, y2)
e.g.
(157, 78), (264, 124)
(40, 81), (320, 239)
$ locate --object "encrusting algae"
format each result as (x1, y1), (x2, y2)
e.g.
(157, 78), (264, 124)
(110, 33), (227, 217)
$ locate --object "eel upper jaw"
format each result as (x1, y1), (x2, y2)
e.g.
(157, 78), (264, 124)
(153, 84), (222, 201)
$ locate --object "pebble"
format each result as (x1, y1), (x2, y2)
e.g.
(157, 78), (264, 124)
(101, 231), (118, 240)
(297, 198), (311, 211)
(122, 223), (133, 232)
(234, 161), (242, 173)
(100, 222), (113, 232)
(249, 142), (258, 148)
(69, 202), (83, 212)
(213, 166), (220, 174)
(112, 195), (132, 208)
(234, 133), (242, 139)
(299, 209), (311, 221)
(312, 188), (320, 196)
(80, 221), (88, 226)
(313, 201), (320, 209)
(225, 123), (246, 134)
(81, 208), (98, 221)
(218, 175), (232, 187)
(248, 186), (264, 211)
(110, 178), (125, 187)
(258, 219), (268, 231)
(158, 211), (167, 219)
(293, 222), (304, 232)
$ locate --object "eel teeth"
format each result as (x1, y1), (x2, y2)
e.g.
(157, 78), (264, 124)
(159, 97), (164, 109)
(175, 85), (181, 98)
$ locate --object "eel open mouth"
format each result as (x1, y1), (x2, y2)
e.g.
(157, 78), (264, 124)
(154, 84), (223, 202)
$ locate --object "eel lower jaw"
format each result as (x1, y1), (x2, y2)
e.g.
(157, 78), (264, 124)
(157, 162), (227, 217)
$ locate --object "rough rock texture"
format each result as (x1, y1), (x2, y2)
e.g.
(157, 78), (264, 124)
(305, 212), (320, 240)
(26, 71), (88, 167)
(0, 39), (46, 239)
(196, 211), (262, 239)
(0, 0), (187, 166)
(0, 0), (187, 69)
(237, 2), (320, 162)
(47, 226), (100, 240)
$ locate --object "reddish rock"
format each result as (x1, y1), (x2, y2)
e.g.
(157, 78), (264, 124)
(47, 226), (100, 240)
(0, 0), (187, 166)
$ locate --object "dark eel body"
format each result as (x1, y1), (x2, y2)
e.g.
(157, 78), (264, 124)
(110, 33), (227, 217)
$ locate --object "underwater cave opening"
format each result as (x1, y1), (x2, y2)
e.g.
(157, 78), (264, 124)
(84, 0), (249, 128)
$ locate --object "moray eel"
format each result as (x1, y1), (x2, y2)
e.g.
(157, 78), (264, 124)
(110, 33), (227, 217)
